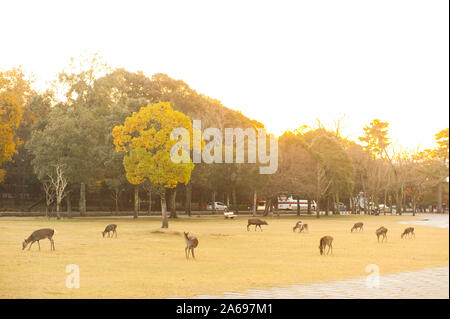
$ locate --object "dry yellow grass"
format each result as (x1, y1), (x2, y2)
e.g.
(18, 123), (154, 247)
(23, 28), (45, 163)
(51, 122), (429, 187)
(0, 214), (448, 298)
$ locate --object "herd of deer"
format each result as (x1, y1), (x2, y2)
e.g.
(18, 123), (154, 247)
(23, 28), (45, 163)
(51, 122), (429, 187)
(21, 220), (416, 259)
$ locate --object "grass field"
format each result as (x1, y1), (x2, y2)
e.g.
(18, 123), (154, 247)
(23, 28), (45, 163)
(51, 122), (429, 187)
(0, 214), (448, 298)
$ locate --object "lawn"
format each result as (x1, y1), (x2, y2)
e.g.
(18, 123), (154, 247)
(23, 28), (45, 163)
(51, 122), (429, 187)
(0, 214), (448, 298)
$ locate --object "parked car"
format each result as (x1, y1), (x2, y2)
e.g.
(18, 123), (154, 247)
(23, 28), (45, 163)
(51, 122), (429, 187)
(206, 202), (229, 211)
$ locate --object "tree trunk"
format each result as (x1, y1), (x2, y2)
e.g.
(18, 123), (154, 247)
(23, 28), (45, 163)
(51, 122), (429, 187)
(307, 199), (311, 215)
(232, 187), (238, 213)
(148, 189), (152, 215)
(253, 190), (257, 216)
(79, 183), (86, 216)
(161, 192), (168, 228)
(212, 190), (216, 214)
(114, 186), (120, 215)
(185, 182), (192, 216)
(296, 197), (300, 216)
(56, 201), (61, 220)
(326, 198), (329, 216)
(226, 193), (230, 207)
(437, 182), (443, 213)
(66, 193), (72, 218)
(170, 188), (177, 218)
(134, 185), (139, 219)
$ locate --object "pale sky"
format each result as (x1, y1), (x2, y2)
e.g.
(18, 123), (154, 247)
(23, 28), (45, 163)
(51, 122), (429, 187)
(1, 0), (448, 151)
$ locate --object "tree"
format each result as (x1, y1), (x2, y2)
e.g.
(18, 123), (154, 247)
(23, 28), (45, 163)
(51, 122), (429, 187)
(359, 119), (390, 158)
(113, 102), (195, 228)
(0, 68), (32, 182)
(47, 164), (68, 219)
(433, 128), (449, 212)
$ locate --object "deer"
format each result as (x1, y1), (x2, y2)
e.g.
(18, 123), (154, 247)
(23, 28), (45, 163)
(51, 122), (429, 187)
(319, 236), (333, 255)
(102, 224), (117, 238)
(401, 227), (415, 239)
(299, 224), (308, 233)
(22, 228), (55, 251)
(376, 226), (388, 242)
(184, 232), (199, 259)
(293, 221), (303, 232)
(351, 222), (364, 232)
(247, 218), (268, 231)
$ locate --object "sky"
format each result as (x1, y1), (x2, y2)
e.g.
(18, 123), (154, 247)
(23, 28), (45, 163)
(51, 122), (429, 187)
(1, 0), (448, 151)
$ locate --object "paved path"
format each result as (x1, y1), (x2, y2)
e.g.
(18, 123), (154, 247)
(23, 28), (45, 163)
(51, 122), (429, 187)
(397, 213), (449, 229)
(194, 214), (449, 299)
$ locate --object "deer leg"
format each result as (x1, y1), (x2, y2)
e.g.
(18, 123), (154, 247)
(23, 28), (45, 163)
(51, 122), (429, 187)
(51, 239), (55, 250)
(185, 247), (189, 259)
(37, 241), (41, 251)
(247, 225), (250, 231)
(191, 248), (195, 259)
(28, 241), (34, 250)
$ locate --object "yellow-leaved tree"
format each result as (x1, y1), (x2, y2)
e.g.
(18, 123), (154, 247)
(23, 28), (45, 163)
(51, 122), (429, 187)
(0, 69), (32, 182)
(112, 102), (195, 228)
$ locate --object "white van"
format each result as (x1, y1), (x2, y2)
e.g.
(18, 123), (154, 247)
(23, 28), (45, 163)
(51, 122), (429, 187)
(277, 195), (316, 211)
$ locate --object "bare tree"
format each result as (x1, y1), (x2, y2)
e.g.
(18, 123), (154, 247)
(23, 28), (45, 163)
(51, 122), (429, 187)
(48, 164), (68, 219)
(42, 181), (55, 218)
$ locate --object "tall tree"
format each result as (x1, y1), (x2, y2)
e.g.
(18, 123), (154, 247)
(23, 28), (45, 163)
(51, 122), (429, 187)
(0, 68), (32, 182)
(113, 102), (195, 228)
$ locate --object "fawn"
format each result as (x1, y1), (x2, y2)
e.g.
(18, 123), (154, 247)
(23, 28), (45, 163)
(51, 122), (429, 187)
(376, 226), (388, 242)
(319, 236), (333, 255)
(184, 232), (199, 259)
(102, 224), (117, 238)
(22, 228), (55, 251)
(401, 227), (415, 239)
(247, 218), (268, 231)
(351, 222), (364, 232)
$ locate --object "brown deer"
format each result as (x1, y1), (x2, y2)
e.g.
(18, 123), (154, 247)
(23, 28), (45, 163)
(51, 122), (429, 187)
(299, 224), (308, 233)
(293, 221), (303, 232)
(318, 236), (333, 255)
(22, 228), (55, 251)
(376, 226), (388, 242)
(247, 218), (268, 231)
(351, 222), (364, 232)
(401, 227), (415, 239)
(102, 224), (117, 238)
(184, 232), (199, 259)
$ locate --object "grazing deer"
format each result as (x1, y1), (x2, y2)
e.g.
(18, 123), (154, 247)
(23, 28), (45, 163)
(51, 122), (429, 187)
(299, 224), (308, 233)
(102, 224), (117, 238)
(22, 228), (55, 251)
(376, 226), (388, 242)
(184, 232), (199, 259)
(247, 218), (268, 231)
(319, 236), (333, 255)
(401, 227), (415, 239)
(293, 221), (303, 232)
(351, 222), (364, 232)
